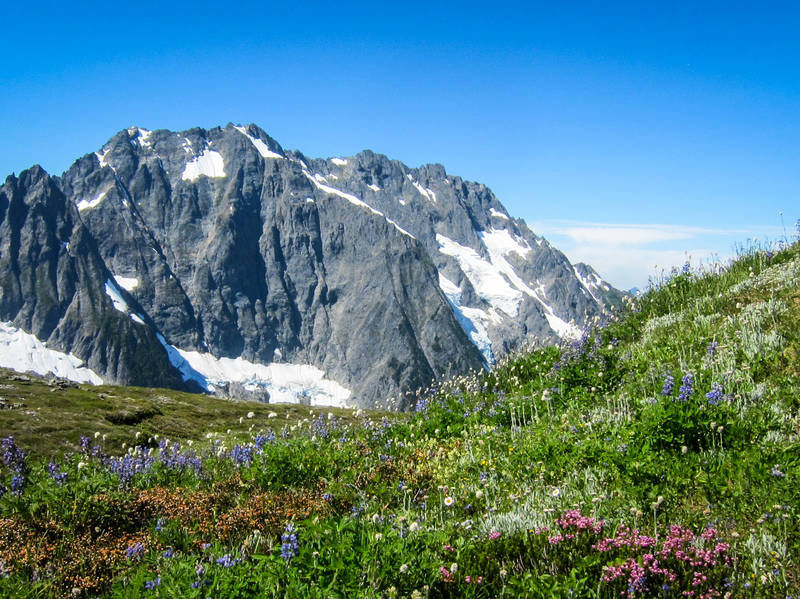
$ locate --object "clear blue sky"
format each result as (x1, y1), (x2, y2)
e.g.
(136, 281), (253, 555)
(2, 1), (798, 289)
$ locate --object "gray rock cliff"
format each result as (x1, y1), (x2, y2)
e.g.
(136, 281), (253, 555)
(0, 124), (623, 408)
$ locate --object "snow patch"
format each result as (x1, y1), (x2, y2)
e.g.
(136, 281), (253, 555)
(304, 172), (415, 239)
(113, 275), (138, 292)
(77, 188), (110, 212)
(490, 208), (509, 220)
(330, 158), (348, 166)
(438, 230), (579, 339)
(130, 314), (146, 325)
(479, 228), (531, 259)
(182, 149), (226, 181)
(156, 336), (352, 407)
(95, 148), (113, 171)
(438, 274), (495, 365)
(104, 279), (129, 313)
(436, 234), (522, 317)
(367, 183), (381, 192)
(130, 127), (153, 148)
(233, 126), (283, 159)
(411, 181), (436, 203)
(573, 267), (611, 299)
(0, 322), (103, 385)
(573, 267), (600, 302)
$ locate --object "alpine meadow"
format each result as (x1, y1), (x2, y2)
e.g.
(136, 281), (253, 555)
(0, 235), (798, 597)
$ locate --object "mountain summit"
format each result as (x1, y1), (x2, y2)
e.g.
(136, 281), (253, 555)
(0, 124), (623, 408)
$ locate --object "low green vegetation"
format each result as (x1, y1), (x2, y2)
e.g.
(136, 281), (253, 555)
(0, 373), (368, 459)
(0, 239), (798, 598)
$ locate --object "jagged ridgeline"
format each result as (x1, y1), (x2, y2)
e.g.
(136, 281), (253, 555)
(0, 125), (624, 408)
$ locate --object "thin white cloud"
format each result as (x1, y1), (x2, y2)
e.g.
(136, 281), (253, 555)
(534, 220), (766, 246)
(562, 226), (691, 245)
(528, 220), (782, 290)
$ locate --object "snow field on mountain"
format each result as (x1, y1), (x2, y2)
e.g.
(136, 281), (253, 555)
(0, 322), (103, 384)
(155, 334), (352, 408)
(182, 149), (226, 181)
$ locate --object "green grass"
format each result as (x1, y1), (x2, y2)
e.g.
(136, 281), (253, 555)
(0, 238), (798, 598)
(0, 371), (380, 459)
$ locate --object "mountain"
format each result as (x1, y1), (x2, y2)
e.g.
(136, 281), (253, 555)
(0, 124), (623, 408)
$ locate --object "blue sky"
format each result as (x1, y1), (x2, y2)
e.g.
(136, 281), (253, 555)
(1, 1), (798, 289)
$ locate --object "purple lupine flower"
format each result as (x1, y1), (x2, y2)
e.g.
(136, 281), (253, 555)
(660, 373), (674, 396)
(253, 430), (275, 450)
(677, 373), (694, 401)
(144, 576), (161, 590)
(230, 444), (253, 466)
(280, 523), (299, 562)
(10, 474), (25, 496)
(125, 542), (145, 560)
(216, 554), (239, 568)
(1, 436), (28, 480)
(705, 382), (724, 405)
(707, 341), (719, 356)
(47, 461), (68, 486)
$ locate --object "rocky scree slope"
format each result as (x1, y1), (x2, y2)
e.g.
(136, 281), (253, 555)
(0, 124), (623, 408)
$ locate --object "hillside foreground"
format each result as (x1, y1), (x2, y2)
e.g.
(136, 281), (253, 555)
(0, 239), (798, 597)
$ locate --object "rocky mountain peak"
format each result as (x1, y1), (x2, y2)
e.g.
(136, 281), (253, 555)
(0, 123), (623, 409)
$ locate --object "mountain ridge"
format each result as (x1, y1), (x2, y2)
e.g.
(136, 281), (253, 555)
(0, 123), (625, 408)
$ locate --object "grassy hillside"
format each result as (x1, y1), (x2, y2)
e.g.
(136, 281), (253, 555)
(0, 240), (798, 598)
(0, 372), (369, 459)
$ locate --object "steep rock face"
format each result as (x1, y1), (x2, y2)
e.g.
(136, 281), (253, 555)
(0, 123), (623, 408)
(0, 167), (185, 388)
(59, 125), (488, 407)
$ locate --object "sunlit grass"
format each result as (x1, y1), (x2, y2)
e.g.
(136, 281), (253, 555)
(0, 238), (798, 597)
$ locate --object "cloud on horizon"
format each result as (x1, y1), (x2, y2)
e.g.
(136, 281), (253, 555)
(531, 220), (781, 290)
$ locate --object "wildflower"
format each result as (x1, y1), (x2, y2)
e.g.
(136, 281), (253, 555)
(706, 382), (724, 405)
(144, 576), (161, 590)
(677, 373), (694, 401)
(411, 591), (422, 599)
(444, 496), (454, 507)
(707, 341), (719, 356)
(552, 488), (561, 498)
(10, 475), (25, 496)
(660, 373), (674, 396)
(125, 543), (145, 560)
(488, 531), (501, 541)
(409, 522), (420, 532)
(771, 465), (785, 478)
(247, 411), (254, 419)
(280, 523), (299, 562)
(216, 554), (238, 567)
(399, 564), (409, 574)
